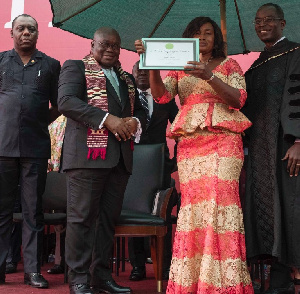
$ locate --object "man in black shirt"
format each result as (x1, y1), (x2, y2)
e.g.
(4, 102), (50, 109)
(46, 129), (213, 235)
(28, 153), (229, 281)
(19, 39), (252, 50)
(0, 14), (61, 288)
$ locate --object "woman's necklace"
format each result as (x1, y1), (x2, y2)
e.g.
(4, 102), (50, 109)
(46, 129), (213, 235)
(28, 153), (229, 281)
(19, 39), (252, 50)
(200, 56), (213, 65)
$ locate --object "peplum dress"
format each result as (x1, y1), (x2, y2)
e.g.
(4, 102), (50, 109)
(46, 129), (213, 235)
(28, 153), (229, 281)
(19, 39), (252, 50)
(155, 58), (253, 294)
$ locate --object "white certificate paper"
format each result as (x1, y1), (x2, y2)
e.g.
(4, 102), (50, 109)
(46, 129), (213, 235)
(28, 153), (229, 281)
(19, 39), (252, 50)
(140, 38), (199, 70)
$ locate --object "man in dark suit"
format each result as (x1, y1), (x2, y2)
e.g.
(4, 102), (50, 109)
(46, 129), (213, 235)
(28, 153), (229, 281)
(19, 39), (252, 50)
(128, 61), (178, 281)
(58, 27), (146, 294)
(0, 14), (60, 288)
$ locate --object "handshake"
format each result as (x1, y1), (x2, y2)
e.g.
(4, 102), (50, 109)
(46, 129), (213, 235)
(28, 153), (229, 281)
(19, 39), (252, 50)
(104, 114), (138, 141)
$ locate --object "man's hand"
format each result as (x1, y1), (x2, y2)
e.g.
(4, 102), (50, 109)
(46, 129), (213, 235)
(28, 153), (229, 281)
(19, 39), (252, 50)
(134, 40), (145, 55)
(104, 114), (131, 141)
(48, 106), (61, 125)
(123, 117), (138, 136)
(282, 142), (300, 177)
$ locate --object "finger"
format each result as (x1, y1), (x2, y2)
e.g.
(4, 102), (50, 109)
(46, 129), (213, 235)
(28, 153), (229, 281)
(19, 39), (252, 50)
(119, 126), (131, 140)
(289, 160), (297, 177)
(124, 121), (136, 136)
(134, 41), (145, 53)
(124, 123), (133, 134)
(125, 122), (132, 134)
(123, 127), (132, 140)
(123, 120), (132, 131)
(183, 69), (193, 73)
(286, 157), (293, 173)
(130, 119), (138, 135)
(186, 61), (197, 65)
(295, 165), (300, 177)
(114, 132), (121, 142)
(116, 128), (127, 141)
(183, 65), (197, 72)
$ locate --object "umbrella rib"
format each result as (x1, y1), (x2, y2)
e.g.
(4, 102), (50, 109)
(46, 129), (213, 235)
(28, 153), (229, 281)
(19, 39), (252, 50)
(148, 0), (176, 38)
(53, 0), (104, 26)
(234, 0), (249, 53)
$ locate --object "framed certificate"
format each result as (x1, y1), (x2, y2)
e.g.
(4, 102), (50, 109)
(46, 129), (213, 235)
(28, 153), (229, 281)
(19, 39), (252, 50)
(139, 38), (199, 70)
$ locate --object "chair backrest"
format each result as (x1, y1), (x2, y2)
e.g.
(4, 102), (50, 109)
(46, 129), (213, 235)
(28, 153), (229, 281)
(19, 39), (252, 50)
(122, 144), (165, 214)
(42, 171), (67, 211)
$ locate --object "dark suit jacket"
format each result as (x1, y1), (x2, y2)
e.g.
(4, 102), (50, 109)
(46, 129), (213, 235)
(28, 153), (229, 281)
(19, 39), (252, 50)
(58, 60), (146, 173)
(139, 97), (178, 145)
(139, 95), (178, 174)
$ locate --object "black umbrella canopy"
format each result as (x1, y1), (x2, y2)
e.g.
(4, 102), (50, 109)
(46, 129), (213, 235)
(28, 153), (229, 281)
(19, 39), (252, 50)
(49, 0), (300, 55)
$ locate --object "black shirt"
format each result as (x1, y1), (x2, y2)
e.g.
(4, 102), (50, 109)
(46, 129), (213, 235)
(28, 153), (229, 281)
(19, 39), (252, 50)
(0, 49), (61, 158)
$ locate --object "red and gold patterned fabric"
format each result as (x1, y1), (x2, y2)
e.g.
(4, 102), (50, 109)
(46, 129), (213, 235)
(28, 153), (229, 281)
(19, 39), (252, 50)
(156, 58), (253, 294)
(48, 115), (67, 172)
(157, 58), (252, 139)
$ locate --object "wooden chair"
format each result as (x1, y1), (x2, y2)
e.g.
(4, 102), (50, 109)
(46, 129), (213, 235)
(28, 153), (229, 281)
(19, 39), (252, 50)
(115, 143), (174, 292)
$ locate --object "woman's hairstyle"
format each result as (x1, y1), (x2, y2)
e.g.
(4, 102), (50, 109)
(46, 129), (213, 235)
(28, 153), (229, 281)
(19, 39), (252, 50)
(182, 17), (226, 58)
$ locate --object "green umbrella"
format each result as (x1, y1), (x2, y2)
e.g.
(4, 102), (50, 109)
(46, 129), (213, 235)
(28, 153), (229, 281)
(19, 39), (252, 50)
(49, 0), (300, 55)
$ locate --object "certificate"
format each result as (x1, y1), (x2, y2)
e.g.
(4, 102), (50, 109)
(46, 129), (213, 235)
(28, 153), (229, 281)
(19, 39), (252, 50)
(139, 38), (199, 70)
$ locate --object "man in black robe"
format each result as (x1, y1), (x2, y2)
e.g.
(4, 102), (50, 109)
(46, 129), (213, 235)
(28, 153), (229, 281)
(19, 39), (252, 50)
(242, 3), (300, 294)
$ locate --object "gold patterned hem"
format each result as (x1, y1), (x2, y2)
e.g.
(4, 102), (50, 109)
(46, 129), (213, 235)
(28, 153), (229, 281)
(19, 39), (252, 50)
(169, 254), (252, 288)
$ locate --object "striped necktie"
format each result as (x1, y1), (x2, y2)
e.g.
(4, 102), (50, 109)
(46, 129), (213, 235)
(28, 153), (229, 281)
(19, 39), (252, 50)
(139, 91), (150, 126)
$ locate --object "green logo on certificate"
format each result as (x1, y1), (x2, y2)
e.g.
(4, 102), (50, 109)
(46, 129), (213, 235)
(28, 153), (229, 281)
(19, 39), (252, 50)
(165, 43), (174, 49)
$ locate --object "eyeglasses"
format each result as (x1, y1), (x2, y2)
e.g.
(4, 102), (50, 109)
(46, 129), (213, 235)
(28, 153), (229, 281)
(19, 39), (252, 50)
(95, 41), (120, 51)
(253, 17), (282, 25)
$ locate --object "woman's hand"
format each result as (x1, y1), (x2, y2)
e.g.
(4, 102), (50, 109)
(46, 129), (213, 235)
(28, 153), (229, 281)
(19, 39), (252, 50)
(184, 61), (213, 80)
(184, 60), (241, 109)
(134, 39), (166, 99)
(134, 40), (145, 55)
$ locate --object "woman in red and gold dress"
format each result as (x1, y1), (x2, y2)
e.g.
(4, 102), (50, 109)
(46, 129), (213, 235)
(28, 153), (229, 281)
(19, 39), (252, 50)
(135, 17), (253, 294)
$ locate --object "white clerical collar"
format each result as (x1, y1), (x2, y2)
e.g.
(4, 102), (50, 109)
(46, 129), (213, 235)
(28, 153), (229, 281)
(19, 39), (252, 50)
(273, 36), (286, 46)
(138, 88), (151, 95)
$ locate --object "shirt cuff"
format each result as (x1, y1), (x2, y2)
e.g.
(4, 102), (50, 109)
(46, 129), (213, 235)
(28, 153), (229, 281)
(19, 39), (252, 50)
(99, 113), (109, 129)
(133, 117), (142, 143)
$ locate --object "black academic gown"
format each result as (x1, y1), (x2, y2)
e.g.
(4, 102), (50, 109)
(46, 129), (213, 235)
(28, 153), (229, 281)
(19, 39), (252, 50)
(242, 39), (300, 267)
